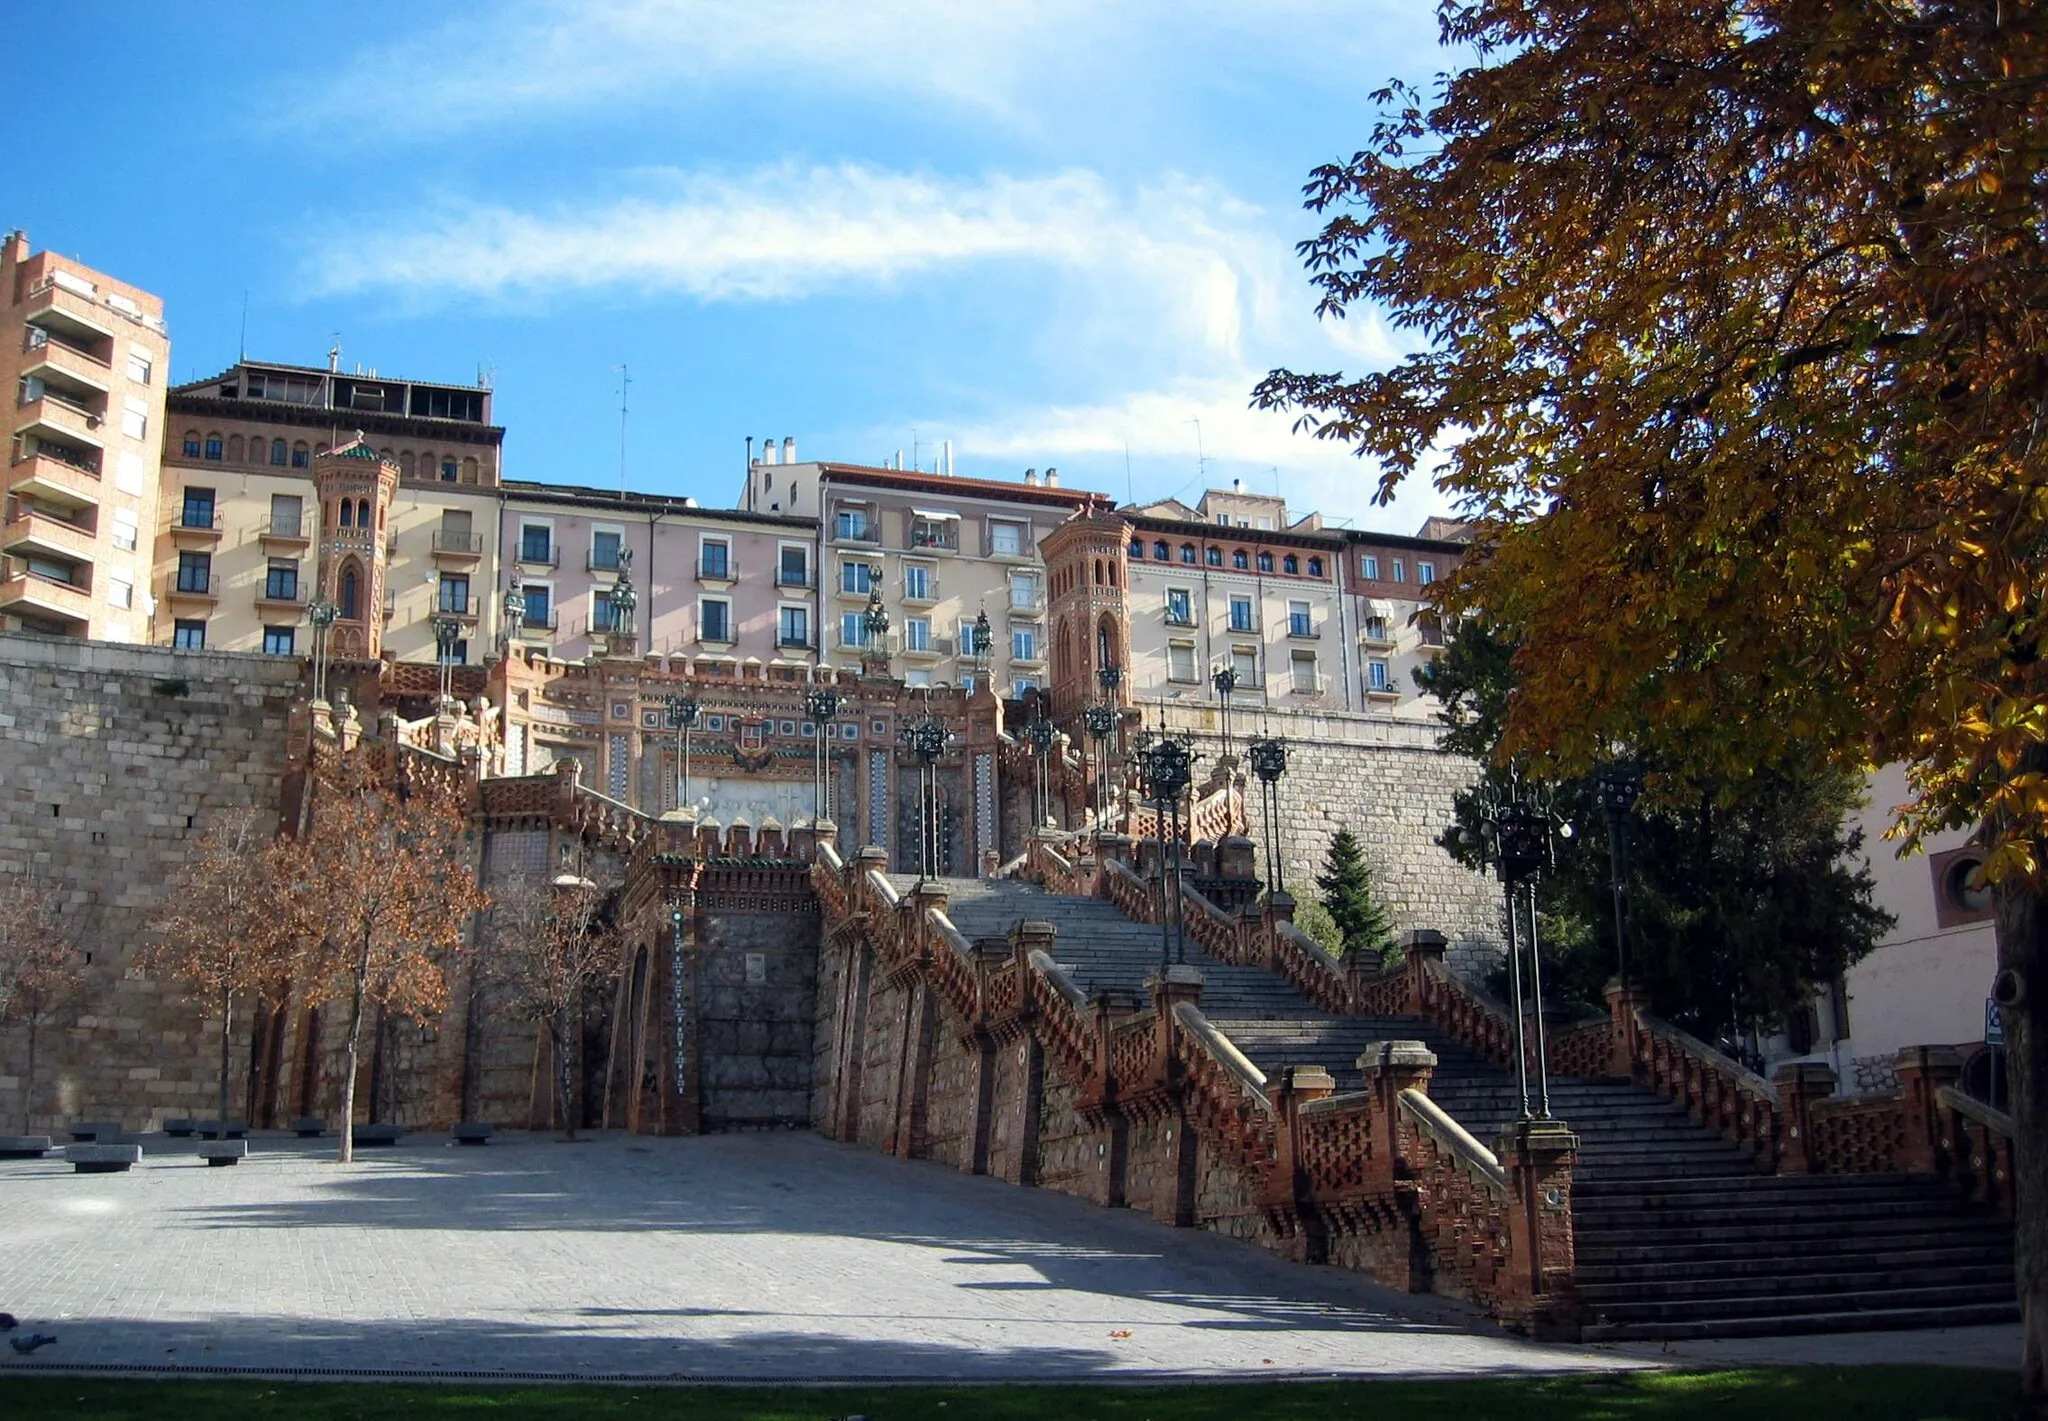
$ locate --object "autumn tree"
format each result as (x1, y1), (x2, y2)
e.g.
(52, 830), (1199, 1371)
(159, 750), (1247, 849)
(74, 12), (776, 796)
(145, 808), (305, 1141)
(0, 870), (88, 1134)
(489, 871), (626, 1140)
(1254, 1), (2048, 1378)
(300, 761), (487, 1162)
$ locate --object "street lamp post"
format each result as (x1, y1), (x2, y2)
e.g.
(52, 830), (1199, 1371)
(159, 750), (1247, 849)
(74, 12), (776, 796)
(804, 687), (841, 826)
(1596, 761), (1642, 989)
(1246, 736), (1289, 894)
(1025, 714), (1057, 829)
(1088, 665), (1124, 830)
(432, 613), (463, 709)
(1211, 666), (1239, 759)
(904, 712), (949, 882)
(1468, 774), (1573, 1120)
(664, 693), (700, 816)
(861, 572), (891, 675)
(1136, 732), (1197, 968)
(307, 597), (338, 705)
(606, 552), (638, 656)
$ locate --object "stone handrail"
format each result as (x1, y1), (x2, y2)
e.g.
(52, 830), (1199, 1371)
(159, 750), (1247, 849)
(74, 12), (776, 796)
(1399, 1087), (1509, 1197)
(1169, 1000), (1277, 1172)
(1413, 952), (1520, 1067)
(1939, 1084), (2014, 1137)
(1025, 948), (1097, 1080)
(1270, 919), (1351, 1014)
(1171, 1000), (1272, 1109)
(1623, 1003), (1781, 1162)
(1027, 948), (1089, 1015)
(1177, 879), (1244, 963)
(865, 867), (902, 909)
(1103, 856), (1155, 923)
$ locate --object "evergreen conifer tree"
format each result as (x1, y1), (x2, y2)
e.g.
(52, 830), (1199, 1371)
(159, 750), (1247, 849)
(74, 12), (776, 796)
(1315, 830), (1394, 960)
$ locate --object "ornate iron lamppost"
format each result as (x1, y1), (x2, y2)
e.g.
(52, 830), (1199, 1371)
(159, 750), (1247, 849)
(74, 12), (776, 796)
(664, 693), (700, 816)
(1086, 666), (1123, 828)
(1025, 713), (1057, 830)
(904, 711), (950, 882)
(1246, 735), (1289, 894)
(1465, 773), (1574, 1120)
(307, 597), (339, 705)
(1135, 731), (1198, 968)
(432, 612), (463, 709)
(861, 572), (891, 674)
(606, 551), (637, 654)
(1212, 665), (1239, 760)
(804, 687), (841, 826)
(1595, 760), (1642, 989)
(500, 574), (527, 658)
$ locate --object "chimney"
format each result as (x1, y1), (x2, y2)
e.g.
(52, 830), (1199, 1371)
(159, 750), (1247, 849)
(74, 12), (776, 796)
(1024, 467), (1039, 486)
(1044, 467), (1059, 488)
(782, 435), (795, 463)
(1232, 477), (1244, 493)
(1, 230), (25, 296)
(942, 439), (953, 477)
(763, 437), (779, 466)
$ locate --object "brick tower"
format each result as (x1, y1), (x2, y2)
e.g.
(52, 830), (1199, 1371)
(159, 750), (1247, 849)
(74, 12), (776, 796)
(313, 434), (399, 661)
(1039, 509), (1132, 723)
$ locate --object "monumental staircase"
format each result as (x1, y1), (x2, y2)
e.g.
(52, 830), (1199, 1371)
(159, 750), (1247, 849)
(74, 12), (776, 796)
(822, 847), (2018, 1342)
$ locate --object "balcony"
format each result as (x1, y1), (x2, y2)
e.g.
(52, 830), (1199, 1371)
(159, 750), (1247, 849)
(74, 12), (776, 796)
(1164, 609), (1196, 628)
(514, 544), (559, 569)
(1009, 648), (1045, 669)
(1007, 587), (1044, 613)
(831, 521), (880, 547)
(15, 392), (105, 450)
(434, 598), (481, 626)
(697, 625), (736, 648)
(1227, 618), (1259, 635)
(0, 568), (91, 628)
(775, 567), (814, 589)
(260, 516), (311, 553)
(170, 511), (224, 548)
(21, 330), (112, 396)
(24, 276), (163, 341)
(901, 577), (940, 606)
(587, 551), (626, 574)
(834, 577), (880, 603)
(9, 449), (101, 512)
(901, 634), (954, 661)
(777, 634), (818, 652)
(1287, 617), (1320, 640)
(431, 530), (484, 565)
(1287, 675), (1328, 699)
(517, 610), (559, 634)
(834, 628), (897, 655)
(3, 508), (95, 565)
(1359, 623), (1396, 648)
(255, 583), (308, 616)
(908, 526), (959, 554)
(165, 572), (218, 609)
(696, 558), (736, 583)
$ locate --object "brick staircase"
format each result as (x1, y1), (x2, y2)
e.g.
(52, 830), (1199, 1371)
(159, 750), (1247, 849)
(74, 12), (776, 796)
(916, 874), (2017, 1340)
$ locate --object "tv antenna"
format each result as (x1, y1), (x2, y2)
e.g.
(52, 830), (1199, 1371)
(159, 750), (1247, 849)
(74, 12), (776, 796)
(1186, 418), (1207, 487)
(616, 363), (631, 494)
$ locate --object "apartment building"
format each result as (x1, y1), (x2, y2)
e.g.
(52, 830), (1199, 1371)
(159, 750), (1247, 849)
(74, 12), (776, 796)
(1340, 524), (1467, 720)
(498, 481), (817, 671)
(745, 451), (1108, 696)
(0, 231), (170, 642)
(154, 358), (502, 660)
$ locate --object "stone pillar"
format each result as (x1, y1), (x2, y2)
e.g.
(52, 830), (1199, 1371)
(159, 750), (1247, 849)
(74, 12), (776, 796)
(1260, 889), (1297, 970)
(1089, 986), (1141, 1206)
(889, 982), (936, 1159)
(1359, 1040), (1437, 1291)
(1773, 1061), (1838, 1175)
(1268, 1064), (1337, 1262)
(1216, 834), (1256, 882)
(1497, 1117), (1581, 1338)
(1895, 1045), (1966, 1176)
(1603, 981), (1654, 1080)
(1399, 929), (1447, 1015)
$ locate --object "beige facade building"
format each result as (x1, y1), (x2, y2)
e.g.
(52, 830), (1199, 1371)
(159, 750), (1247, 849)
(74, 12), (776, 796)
(744, 453), (1108, 697)
(0, 231), (170, 642)
(153, 358), (502, 661)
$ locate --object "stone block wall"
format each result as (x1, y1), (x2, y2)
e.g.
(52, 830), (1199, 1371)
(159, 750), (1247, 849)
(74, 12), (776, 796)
(696, 903), (820, 1130)
(0, 633), (303, 1132)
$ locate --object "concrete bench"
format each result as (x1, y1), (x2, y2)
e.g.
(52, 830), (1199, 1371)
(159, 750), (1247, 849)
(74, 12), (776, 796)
(196, 1120), (249, 1140)
(453, 1122), (495, 1146)
(292, 1117), (327, 1138)
(67, 1121), (122, 1143)
(351, 1124), (403, 1148)
(198, 1140), (248, 1167)
(163, 1118), (197, 1138)
(66, 1143), (142, 1174)
(0, 1135), (52, 1160)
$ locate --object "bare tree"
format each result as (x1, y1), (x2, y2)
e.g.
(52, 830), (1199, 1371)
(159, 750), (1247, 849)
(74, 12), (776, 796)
(145, 808), (304, 1140)
(491, 871), (626, 1140)
(299, 762), (488, 1162)
(0, 870), (88, 1133)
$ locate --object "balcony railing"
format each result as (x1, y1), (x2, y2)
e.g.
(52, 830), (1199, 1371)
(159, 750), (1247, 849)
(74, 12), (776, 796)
(587, 551), (626, 573)
(902, 577), (940, 603)
(171, 572), (218, 597)
(832, 523), (880, 544)
(1228, 617), (1259, 634)
(258, 584), (306, 607)
(25, 275), (166, 335)
(908, 527), (959, 552)
(437, 595), (474, 616)
(1007, 588), (1043, 611)
(1164, 609), (1196, 627)
(18, 442), (100, 476)
(698, 623), (735, 646)
(697, 559), (735, 581)
(516, 545), (559, 568)
(432, 530), (483, 555)
(519, 610), (559, 631)
(178, 511), (224, 532)
(901, 634), (955, 658)
(265, 516), (306, 540)
(1287, 617), (1318, 639)
(777, 633), (818, 651)
(775, 567), (813, 589)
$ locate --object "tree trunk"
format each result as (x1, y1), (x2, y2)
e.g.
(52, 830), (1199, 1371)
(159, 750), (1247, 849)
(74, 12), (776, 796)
(336, 937), (371, 1165)
(218, 987), (234, 1143)
(1996, 806), (2048, 1391)
(554, 1011), (576, 1141)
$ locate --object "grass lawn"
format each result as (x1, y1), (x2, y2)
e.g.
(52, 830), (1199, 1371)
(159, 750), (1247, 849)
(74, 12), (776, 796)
(0, 1368), (2032, 1421)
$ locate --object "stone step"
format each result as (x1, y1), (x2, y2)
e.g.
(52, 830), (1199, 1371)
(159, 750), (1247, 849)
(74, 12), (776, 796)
(1578, 1242), (2014, 1284)
(1575, 1196), (1965, 1229)
(1583, 1280), (2013, 1326)
(1580, 1300), (2021, 1343)
(1577, 1262), (2015, 1305)
(1575, 1178), (1965, 1209)
(1576, 1216), (2008, 1254)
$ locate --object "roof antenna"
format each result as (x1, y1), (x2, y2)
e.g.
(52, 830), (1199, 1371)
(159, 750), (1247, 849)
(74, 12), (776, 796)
(237, 291), (249, 363)
(1186, 418), (1206, 488)
(616, 363), (631, 494)
(1124, 440), (1134, 507)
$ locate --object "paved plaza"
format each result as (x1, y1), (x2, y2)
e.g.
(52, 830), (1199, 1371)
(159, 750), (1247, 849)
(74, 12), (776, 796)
(0, 1130), (2017, 1383)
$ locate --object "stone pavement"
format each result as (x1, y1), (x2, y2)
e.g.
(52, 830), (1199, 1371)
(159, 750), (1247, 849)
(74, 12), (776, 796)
(0, 1129), (1632, 1382)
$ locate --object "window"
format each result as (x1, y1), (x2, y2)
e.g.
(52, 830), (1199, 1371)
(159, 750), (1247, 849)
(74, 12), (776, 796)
(108, 575), (133, 610)
(181, 488), (216, 529)
(1229, 595), (1255, 632)
(1012, 676), (1040, 696)
(778, 605), (810, 648)
(1129, 538), (1144, 558)
(270, 438), (287, 466)
(265, 561), (298, 601)
(903, 563), (932, 601)
(700, 598), (732, 643)
(519, 524), (553, 564)
(1418, 561), (1436, 585)
(339, 500), (354, 528)
(110, 508), (139, 551)
(1391, 559), (1406, 582)
(1206, 546), (1223, 567)
(1012, 625), (1039, 661)
(172, 619), (206, 650)
(840, 560), (874, 594)
(1153, 540), (1169, 560)
(522, 584), (552, 628)
(1231, 645), (1258, 686)
(1168, 642), (1198, 683)
(125, 348), (152, 385)
(904, 669), (933, 689)
(698, 538), (730, 578)
(1008, 571), (1041, 610)
(1368, 659), (1393, 693)
(1363, 614), (1391, 643)
(904, 617), (931, 652)
(175, 550), (212, 594)
(592, 593), (619, 633)
(1232, 549), (1249, 570)
(1180, 544), (1197, 565)
(438, 574), (469, 614)
(441, 458), (458, 482)
(204, 435), (223, 460)
(590, 529), (623, 571)
(841, 611), (868, 648)
(778, 545), (808, 587)
(1288, 601), (1313, 637)
(835, 506), (871, 541)
(1283, 554), (1299, 575)
(182, 432), (201, 459)
(262, 626), (295, 656)
(270, 493), (302, 538)
(989, 520), (1026, 557)
(1166, 588), (1194, 626)
(120, 397), (147, 441)
(910, 514), (958, 550)
(1291, 650), (1319, 692)
(1257, 551), (1274, 573)
(1418, 611), (1445, 647)
(1308, 557), (1324, 578)
(340, 566), (359, 619)
(291, 442), (309, 469)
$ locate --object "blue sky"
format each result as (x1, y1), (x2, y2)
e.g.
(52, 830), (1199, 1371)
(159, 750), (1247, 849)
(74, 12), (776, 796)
(32, 1), (1457, 531)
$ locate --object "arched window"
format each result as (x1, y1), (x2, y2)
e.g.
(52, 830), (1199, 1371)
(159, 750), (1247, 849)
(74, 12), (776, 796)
(227, 435), (244, 463)
(1180, 544), (1196, 564)
(1152, 540), (1169, 560)
(182, 430), (201, 458)
(291, 441), (309, 468)
(1232, 549), (1249, 570)
(1258, 551), (1274, 573)
(400, 452), (415, 479)
(204, 432), (223, 460)
(358, 498), (372, 527)
(1307, 556), (1323, 577)
(270, 438), (287, 466)
(1092, 558), (1104, 586)
(462, 456), (478, 483)
(1206, 546), (1223, 567)
(441, 458), (458, 482)
(418, 451), (434, 479)
(1128, 538), (1143, 558)
(340, 564), (359, 620)
(339, 501), (353, 528)
(1097, 617), (1117, 673)
(1109, 561), (1118, 588)
(1283, 554), (1298, 575)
